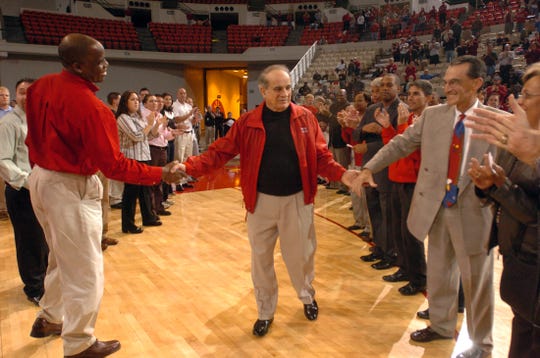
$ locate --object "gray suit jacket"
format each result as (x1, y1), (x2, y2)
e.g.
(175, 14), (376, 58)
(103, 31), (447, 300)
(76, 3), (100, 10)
(364, 103), (499, 255)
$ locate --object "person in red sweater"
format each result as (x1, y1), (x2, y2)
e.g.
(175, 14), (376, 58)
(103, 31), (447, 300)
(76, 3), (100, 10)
(178, 65), (359, 337)
(374, 79), (433, 296)
(25, 34), (185, 357)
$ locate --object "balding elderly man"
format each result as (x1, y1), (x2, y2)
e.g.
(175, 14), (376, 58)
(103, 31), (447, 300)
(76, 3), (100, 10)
(25, 33), (185, 358)
(178, 64), (359, 337)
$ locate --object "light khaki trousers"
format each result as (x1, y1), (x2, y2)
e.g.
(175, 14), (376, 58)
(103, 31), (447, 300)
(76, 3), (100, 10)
(427, 207), (494, 352)
(351, 165), (371, 229)
(29, 166), (103, 356)
(247, 191), (316, 320)
(96, 172), (110, 235)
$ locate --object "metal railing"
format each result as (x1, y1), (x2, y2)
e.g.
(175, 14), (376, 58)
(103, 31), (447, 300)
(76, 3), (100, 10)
(290, 41), (318, 89)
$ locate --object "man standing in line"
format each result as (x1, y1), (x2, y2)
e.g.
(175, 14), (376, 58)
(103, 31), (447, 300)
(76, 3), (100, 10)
(374, 80), (432, 295)
(25, 33), (185, 358)
(351, 56), (500, 358)
(172, 87), (199, 189)
(327, 89), (351, 194)
(0, 78), (49, 306)
(178, 65), (358, 337)
(0, 85), (13, 221)
(353, 74), (403, 270)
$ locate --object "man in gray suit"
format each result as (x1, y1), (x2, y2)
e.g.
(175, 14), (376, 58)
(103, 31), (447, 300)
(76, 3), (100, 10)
(351, 56), (498, 358)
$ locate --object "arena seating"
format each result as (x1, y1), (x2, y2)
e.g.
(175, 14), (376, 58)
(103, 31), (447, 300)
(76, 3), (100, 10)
(149, 22), (212, 53)
(299, 22), (358, 45)
(227, 25), (290, 53)
(180, 0), (247, 3)
(462, 0), (521, 28)
(21, 10), (140, 50)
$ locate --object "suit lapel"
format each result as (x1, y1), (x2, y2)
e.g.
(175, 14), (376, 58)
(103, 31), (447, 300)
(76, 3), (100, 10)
(434, 105), (456, 172)
(458, 104), (491, 194)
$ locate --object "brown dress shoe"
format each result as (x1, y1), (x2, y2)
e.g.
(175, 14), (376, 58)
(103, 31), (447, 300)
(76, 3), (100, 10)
(101, 237), (118, 246)
(65, 339), (121, 357)
(410, 326), (452, 342)
(30, 317), (62, 338)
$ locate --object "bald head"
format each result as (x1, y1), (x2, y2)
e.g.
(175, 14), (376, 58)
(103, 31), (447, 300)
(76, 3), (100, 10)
(58, 33), (108, 83)
(59, 33), (100, 67)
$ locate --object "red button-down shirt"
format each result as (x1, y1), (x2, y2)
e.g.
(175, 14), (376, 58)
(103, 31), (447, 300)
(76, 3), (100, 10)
(26, 70), (162, 185)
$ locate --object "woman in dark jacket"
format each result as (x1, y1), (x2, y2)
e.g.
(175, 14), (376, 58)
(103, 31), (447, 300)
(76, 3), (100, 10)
(468, 64), (540, 358)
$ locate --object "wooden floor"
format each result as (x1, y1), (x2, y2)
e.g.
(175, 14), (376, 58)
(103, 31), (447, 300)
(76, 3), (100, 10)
(0, 166), (512, 357)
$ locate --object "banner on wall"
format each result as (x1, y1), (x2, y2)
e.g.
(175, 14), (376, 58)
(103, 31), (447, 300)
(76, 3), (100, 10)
(211, 95), (225, 114)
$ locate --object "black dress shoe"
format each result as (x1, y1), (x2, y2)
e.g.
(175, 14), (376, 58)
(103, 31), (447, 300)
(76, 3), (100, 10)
(183, 183), (194, 188)
(304, 300), (318, 320)
(156, 210), (171, 216)
(122, 226), (143, 234)
(347, 225), (364, 231)
(65, 339), (121, 357)
(252, 318), (273, 337)
(417, 308), (429, 320)
(143, 220), (162, 227)
(410, 327), (452, 342)
(382, 268), (409, 282)
(371, 259), (395, 270)
(27, 295), (41, 306)
(30, 317), (62, 338)
(358, 231), (372, 243)
(399, 282), (426, 296)
(360, 252), (382, 262)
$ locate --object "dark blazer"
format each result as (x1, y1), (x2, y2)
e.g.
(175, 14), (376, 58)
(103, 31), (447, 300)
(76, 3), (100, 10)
(353, 97), (402, 191)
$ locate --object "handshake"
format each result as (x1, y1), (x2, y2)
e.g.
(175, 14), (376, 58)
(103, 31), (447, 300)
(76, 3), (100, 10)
(161, 161), (190, 184)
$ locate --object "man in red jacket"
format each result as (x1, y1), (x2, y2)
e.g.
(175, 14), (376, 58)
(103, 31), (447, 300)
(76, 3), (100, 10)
(179, 64), (358, 337)
(374, 80), (432, 295)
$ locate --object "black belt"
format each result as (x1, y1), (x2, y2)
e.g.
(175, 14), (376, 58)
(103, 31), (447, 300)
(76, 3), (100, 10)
(149, 145), (168, 151)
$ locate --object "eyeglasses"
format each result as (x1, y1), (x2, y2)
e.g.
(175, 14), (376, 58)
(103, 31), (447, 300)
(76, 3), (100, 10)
(519, 91), (540, 100)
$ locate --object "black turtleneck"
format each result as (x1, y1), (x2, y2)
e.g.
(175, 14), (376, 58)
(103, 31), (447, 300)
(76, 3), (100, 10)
(257, 105), (302, 196)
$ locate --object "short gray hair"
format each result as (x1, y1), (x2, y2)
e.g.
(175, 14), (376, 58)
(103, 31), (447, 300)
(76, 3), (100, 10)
(258, 65), (290, 88)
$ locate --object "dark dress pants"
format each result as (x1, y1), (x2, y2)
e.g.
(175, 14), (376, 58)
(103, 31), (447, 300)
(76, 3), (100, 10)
(391, 182), (426, 286)
(365, 186), (393, 258)
(5, 185), (48, 298)
(509, 309), (540, 358)
(149, 146), (167, 212)
(121, 161), (158, 230)
(163, 139), (175, 199)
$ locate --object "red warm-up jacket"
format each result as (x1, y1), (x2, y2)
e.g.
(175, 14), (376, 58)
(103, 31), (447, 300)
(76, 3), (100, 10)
(380, 113), (420, 183)
(184, 102), (346, 213)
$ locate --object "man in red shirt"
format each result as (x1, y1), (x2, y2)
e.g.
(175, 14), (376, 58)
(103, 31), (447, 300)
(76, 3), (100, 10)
(25, 33), (185, 358)
(179, 65), (358, 337)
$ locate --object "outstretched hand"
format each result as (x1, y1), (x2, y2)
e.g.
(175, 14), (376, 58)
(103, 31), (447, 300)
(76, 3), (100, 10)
(350, 169), (377, 196)
(161, 161), (189, 184)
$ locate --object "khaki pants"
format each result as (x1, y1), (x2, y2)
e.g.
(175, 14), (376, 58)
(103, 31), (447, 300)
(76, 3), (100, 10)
(29, 166), (104, 356)
(96, 171), (110, 235)
(246, 191), (316, 320)
(427, 207), (494, 352)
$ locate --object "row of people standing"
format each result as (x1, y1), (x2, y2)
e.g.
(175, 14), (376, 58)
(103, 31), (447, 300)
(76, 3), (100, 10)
(203, 106), (236, 150)
(350, 56), (539, 358)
